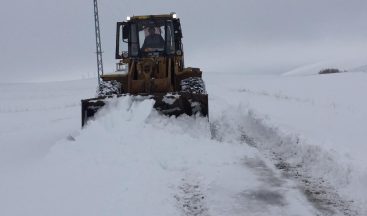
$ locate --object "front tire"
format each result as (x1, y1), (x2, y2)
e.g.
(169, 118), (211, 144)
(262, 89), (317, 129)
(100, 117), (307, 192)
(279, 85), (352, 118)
(180, 77), (208, 116)
(180, 77), (206, 94)
(96, 80), (121, 97)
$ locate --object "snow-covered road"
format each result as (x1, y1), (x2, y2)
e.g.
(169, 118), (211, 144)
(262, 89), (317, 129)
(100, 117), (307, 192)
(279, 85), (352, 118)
(1, 72), (366, 215)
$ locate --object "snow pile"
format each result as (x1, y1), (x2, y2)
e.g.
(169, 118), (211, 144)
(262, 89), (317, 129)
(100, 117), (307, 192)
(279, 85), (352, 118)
(1, 95), (319, 216)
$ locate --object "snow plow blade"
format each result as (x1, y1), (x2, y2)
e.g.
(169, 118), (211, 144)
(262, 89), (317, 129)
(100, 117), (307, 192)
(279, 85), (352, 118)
(81, 92), (208, 127)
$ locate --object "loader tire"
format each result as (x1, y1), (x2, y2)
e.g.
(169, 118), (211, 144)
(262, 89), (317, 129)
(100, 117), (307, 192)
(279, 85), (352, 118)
(97, 80), (121, 97)
(180, 77), (206, 94)
(180, 77), (208, 117)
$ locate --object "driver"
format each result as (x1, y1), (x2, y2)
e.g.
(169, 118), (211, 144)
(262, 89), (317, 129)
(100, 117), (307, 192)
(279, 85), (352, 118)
(141, 27), (165, 51)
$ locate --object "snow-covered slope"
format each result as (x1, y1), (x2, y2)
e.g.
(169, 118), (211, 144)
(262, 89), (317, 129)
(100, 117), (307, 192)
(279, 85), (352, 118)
(1, 72), (366, 215)
(282, 57), (367, 76)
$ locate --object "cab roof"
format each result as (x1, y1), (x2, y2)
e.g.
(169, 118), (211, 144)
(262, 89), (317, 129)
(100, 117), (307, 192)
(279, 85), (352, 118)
(127, 13), (177, 21)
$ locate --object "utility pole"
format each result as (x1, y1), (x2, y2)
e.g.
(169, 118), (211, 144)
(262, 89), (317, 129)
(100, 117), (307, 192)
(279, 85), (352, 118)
(93, 0), (103, 86)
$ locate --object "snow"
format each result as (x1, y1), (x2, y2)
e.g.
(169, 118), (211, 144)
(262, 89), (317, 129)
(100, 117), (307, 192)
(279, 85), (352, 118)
(162, 93), (180, 105)
(0, 80), (95, 171)
(1, 71), (366, 215)
(281, 57), (367, 76)
(206, 72), (367, 214)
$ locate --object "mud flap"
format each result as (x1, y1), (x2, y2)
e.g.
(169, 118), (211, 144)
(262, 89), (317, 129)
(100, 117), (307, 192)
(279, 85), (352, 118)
(81, 93), (208, 127)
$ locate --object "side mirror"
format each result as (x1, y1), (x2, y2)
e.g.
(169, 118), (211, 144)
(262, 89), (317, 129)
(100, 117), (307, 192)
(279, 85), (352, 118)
(173, 20), (182, 39)
(116, 22), (128, 59)
(122, 24), (129, 41)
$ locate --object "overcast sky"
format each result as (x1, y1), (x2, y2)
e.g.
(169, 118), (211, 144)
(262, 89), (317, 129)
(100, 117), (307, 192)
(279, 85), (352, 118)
(1, 0), (367, 82)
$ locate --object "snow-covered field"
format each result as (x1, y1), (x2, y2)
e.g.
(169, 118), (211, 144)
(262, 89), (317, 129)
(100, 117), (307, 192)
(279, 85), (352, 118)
(1, 71), (366, 215)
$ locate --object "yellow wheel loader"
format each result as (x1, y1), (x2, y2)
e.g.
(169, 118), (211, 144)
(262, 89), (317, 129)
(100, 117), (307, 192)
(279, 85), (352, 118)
(81, 13), (208, 126)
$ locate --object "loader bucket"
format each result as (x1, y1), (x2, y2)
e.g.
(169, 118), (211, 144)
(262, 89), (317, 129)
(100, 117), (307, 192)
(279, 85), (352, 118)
(81, 92), (208, 127)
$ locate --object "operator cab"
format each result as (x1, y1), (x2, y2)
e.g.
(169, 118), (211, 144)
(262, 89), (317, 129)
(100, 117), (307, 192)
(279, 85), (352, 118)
(116, 13), (183, 59)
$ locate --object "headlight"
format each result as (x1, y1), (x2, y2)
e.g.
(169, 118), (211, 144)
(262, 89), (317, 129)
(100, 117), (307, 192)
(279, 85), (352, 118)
(172, 13), (177, 19)
(127, 16), (131, 21)
(176, 50), (182, 56)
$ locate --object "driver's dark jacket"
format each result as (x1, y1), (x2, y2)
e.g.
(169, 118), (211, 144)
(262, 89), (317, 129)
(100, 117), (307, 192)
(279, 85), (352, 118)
(141, 34), (165, 50)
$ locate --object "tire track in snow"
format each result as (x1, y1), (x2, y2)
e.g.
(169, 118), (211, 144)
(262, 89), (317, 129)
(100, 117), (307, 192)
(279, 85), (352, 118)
(175, 176), (209, 216)
(241, 157), (287, 208)
(210, 109), (359, 216)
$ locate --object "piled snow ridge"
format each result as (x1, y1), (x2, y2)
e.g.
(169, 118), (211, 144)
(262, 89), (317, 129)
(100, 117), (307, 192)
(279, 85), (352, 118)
(210, 108), (358, 215)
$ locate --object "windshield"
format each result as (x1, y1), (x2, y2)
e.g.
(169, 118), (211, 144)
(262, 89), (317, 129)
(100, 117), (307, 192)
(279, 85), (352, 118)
(131, 20), (175, 55)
